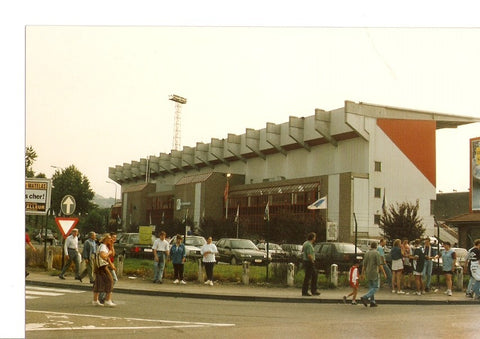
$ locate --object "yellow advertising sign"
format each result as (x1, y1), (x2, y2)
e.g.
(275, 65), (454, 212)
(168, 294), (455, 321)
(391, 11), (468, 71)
(138, 226), (154, 245)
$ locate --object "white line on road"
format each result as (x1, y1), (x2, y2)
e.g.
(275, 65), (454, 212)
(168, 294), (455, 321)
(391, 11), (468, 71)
(26, 286), (86, 294)
(26, 310), (235, 331)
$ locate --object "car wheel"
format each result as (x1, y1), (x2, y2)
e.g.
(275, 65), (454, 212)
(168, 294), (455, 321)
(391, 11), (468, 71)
(230, 256), (238, 265)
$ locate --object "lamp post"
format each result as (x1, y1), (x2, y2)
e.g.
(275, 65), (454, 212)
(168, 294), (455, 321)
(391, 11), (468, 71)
(225, 173), (231, 219)
(106, 180), (118, 203)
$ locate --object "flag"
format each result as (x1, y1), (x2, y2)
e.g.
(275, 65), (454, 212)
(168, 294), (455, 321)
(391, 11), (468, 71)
(382, 188), (387, 210)
(264, 202), (270, 221)
(307, 196), (327, 210)
(234, 205), (239, 223)
(149, 211), (152, 225)
(161, 211), (165, 225)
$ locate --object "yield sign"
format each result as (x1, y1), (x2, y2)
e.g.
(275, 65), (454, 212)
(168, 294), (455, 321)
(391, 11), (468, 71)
(55, 217), (79, 239)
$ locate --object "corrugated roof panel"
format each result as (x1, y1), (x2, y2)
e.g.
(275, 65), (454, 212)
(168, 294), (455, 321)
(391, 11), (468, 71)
(176, 172), (214, 185)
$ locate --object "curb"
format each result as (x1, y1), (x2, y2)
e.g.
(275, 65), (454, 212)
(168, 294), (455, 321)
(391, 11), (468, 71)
(25, 279), (479, 305)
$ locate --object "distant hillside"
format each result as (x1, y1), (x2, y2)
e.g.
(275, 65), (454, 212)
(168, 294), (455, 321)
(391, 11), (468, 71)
(93, 194), (115, 209)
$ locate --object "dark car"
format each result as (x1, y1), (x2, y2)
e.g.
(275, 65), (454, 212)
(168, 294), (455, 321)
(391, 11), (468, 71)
(281, 243), (303, 264)
(115, 233), (153, 259)
(257, 242), (288, 262)
(216, 238), (267, 265)
(314, 242), (363, 273)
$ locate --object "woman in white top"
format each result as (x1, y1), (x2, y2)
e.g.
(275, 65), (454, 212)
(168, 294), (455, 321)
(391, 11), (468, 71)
(92, 234), (116, 307)
(201, 237), (218, 286)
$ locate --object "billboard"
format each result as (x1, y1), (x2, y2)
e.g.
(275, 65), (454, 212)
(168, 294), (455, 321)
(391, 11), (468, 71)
(25, 178), (52, 215)
(471, 137), (480, 212)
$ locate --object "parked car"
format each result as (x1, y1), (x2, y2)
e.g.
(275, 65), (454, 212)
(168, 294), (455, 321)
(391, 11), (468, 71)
(257, 242), (288, 262)
(314, 242), (363, 273)
(357, 238), (380, 253)
(115, 233), (153, 259)
(35, 229), (58, 245)
(215, 238), (267, 265)
(169, 235), (206, 260)
(281, 243), (303, 264)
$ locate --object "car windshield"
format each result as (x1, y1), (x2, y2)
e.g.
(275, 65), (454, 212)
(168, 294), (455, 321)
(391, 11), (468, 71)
(231, 239), (257, 250)
(336, 243), (362, 253)
(129, 234), (139, 243)
(185, 237), (206, 246)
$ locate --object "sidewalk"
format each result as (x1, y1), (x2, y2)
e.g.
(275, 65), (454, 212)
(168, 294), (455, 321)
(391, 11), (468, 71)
(25, 271), (477, 305)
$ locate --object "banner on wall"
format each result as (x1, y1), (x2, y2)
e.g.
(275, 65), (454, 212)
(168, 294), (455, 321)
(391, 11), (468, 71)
(471, 137), (480, 212)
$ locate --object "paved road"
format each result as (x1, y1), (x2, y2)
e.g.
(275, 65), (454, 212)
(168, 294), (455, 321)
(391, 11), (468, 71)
(25, 286), (479, 339)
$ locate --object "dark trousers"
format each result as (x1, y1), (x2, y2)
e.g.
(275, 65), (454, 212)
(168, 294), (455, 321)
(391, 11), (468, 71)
(173, 263), (184, 280)
(302, 261), (318, 294)
(204, 262), (215, 281)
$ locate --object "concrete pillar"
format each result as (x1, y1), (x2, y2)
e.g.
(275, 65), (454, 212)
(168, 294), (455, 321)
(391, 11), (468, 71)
(116, 255), (124, 278)
(242, 261), (250, 285)
(198, 258), (204, 283)
(46, 248), (53, 271)
(455, 266), (463, 291)
(287, 262), (295, 287)
(330, 264), (338, 287)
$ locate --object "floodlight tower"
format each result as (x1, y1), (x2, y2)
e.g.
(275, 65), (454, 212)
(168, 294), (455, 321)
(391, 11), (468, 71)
(169, 94), (187, 151)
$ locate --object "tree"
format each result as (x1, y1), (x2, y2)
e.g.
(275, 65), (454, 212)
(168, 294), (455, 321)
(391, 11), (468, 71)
(379, 200), (425, 242)
(25, 146), (37, 177)
(51, 165), (95, 216)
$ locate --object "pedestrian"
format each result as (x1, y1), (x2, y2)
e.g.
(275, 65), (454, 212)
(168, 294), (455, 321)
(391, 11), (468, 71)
(360, 241), (386, 307)
(25, 228), (37, 277)
(465, 240), (480, 298)
(402, 239), (414, 290)
(441, 241), (456, 296)
(467, 239), (480, 299)
(301, 232), (320, 296)
(390, 239), (406, 294)
(79, 231), (97, 284)
(343, 258), (360, 305)
(201, 236), (218, 286)
(92, 234), (116, 307)
(152, 231), (170, 284)
(170, 234), (187, 284)
(59, 229), (82, 281)
(422, 237), (438, 292)
(377, 238), (392, 287)
(99, 232), (117, 303)
(410, 239), (426, 296)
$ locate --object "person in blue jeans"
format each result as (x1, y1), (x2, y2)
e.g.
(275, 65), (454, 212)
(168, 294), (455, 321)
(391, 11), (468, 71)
(422, 238), (438, 292)
(360, 241), (386, 307)
(378, 239), (392, 286)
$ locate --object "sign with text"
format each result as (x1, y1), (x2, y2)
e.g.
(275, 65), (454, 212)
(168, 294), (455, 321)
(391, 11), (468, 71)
(25, 178), (52, 215)
(55, 217), (79, 239)
(139, 226), (154, 245)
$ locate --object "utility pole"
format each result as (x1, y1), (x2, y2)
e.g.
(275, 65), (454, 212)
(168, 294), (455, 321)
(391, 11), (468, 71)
(169, 94), (187, 151)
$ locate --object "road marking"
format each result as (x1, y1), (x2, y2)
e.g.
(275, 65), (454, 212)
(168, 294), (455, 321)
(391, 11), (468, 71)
(26, 310), (235, 331)
(26, 286), (86, 299)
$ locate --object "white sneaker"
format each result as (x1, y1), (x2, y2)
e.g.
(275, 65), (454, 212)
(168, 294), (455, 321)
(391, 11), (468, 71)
(180, 280), (187, 285)
(204, 280), (211, 285)
(414, 291), (422, 296)
(397, 290), (406, 295)
(92, 300), (104, 306)
(392, 290), (396, 293)
(173, 279), (179, 284)
(447, 290), (452, 296)
(209, 280), (213, 286)
(104, 300), (116, 307)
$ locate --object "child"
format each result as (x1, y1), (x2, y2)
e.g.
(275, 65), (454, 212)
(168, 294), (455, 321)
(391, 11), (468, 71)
(343, 259), (360, 305)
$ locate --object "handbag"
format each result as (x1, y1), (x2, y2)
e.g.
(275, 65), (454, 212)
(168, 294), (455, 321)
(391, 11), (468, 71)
(470, 260), (480, 281)
(96, 252), (109, 268)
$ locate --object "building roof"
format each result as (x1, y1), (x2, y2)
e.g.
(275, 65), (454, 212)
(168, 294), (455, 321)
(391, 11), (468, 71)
(176, 173), (214, 185)
(446, 212), (480, 224)
(122, 183), (152, 193)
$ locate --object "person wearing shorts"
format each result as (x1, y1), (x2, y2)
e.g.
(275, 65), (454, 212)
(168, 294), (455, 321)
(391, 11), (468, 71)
(390, 239), (406, 294)
(410, 239), (426, 296)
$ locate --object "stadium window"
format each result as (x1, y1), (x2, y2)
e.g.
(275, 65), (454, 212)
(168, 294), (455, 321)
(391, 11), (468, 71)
(374, 187), (381, 198)
(374, 214), (381, 225)
(374, 161), (382, 172)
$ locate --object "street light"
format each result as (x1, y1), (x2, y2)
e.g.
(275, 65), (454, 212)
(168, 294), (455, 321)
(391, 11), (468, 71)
(106, 181), (118, 203)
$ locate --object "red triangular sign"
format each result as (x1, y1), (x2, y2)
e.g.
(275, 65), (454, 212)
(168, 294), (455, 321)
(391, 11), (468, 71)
(55, 217), (79, 239)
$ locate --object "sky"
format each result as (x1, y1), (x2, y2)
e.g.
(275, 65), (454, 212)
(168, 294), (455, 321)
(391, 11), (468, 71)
(25, 26), (480, 198)
(4, 1), (480, 337)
